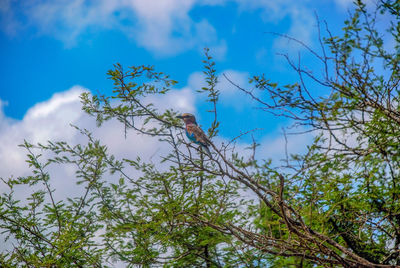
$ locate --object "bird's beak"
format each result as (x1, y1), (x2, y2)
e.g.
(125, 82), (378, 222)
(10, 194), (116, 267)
(176, 115), (183, 119)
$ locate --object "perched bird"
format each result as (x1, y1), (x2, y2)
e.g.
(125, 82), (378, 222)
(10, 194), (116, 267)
(177, 113), (211, 157)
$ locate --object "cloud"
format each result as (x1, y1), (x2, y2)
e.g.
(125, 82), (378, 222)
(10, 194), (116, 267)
(23, 0), (118, 47)
(333, 0), (354, 9)
(147, 88), (196, 113)
(258, 126), (314, 166)
(333, 0), (375, 10)
(0, 85), (196, 199)
(0, 86), (86, 179)
(271, 6), (315, 53)
(186, 69), (250, 111)
(219, 69), (248, 96)
(0, 0), (355, 59)
(218, 69), (252, 111)
(232, 0), (316, 53)
(0, 0), (22, 36)
(0, 0), (226, 57)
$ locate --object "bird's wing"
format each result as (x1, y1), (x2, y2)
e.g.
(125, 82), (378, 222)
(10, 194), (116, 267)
(187, 124), (208, 145)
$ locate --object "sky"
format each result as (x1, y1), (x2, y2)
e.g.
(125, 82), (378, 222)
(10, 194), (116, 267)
(0, 0), (356, 186)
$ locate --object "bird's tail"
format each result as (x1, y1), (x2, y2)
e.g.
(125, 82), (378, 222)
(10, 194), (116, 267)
(202, 145), (212, 158)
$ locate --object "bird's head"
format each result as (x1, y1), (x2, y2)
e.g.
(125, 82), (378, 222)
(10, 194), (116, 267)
(177, 113), (197, 125)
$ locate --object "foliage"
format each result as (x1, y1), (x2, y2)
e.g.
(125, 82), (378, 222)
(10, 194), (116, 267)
(1, 1), (400, 267)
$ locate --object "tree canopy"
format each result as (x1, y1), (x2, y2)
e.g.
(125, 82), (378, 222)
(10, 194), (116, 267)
(1, 1), (400, 267)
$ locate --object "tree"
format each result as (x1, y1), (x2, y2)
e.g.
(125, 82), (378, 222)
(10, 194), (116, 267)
(1, 1), (399, 267)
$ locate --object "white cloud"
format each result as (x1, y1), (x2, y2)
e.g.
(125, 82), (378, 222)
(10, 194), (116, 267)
(0, 86), (86, 179)
(333, 0), (374, 9)
(187, 71), (207, 90)
(1, 0), (226, 57)
(232, 0), (316, 53)
(333, 0), (354, 9)
(0, 0), (22, 36)
(219, 69), (252, 111)
(24, 0), (118, 47)
(147, 88), (196, 113)
(258, 127), (314, 166)
(26, 88), (83, 120)
(0, 0), (357, 59)
(0, 85), (196, 199)
(219, 69), (248, 96)
(272, 6), (315, 53)
(186, 69), (250, 111)
(210, 124), (313, 171)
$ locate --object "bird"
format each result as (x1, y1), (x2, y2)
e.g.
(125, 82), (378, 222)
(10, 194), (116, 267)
(177, 113), (211, 157)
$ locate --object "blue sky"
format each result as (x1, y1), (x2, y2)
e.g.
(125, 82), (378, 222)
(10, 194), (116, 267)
(0, 0), (355, 179)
